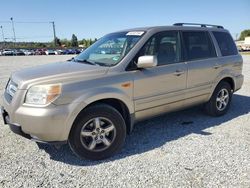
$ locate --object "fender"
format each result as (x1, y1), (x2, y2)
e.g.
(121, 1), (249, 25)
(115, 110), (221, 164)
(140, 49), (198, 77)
(60, 87), (134, 140)
(208, 68), (236, 100)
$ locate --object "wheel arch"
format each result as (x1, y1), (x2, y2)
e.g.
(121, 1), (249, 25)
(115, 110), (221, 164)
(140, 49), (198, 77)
(85, 98), (134, 134)
(208, 76), (235, 100)
(219, 77), (235, 92)
(68, 98), (134, 138)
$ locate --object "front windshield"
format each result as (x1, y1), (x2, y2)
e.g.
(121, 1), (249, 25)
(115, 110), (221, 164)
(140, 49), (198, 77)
(74, 31), (144, 66)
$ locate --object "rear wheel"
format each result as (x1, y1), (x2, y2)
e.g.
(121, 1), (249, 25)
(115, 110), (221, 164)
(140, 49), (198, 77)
(69, 104), (126, 160)
(205, 81), (232, 116)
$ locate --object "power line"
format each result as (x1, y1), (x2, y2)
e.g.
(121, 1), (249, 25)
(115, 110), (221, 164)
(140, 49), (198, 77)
(15, 21), (51, 24)
(0, 21), (11, 23)
(0, 20), (57, 44)
(0, 21), (50, 24)
(16, 36), (53, 39)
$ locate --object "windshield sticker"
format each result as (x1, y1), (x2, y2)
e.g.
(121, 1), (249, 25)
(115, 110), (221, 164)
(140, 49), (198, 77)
(112, 56), (120, 61)
(126, 31), (144, 36)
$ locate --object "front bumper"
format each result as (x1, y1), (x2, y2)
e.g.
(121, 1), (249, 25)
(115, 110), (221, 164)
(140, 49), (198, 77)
(1, 107), (31, 139)
(1, 103), (70, 144)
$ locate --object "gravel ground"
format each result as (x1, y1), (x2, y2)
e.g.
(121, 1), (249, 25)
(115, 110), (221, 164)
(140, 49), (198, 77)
(0, 55), (249, 188)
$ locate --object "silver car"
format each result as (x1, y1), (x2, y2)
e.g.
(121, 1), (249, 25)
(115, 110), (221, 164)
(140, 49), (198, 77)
(1, 23), (244, 160)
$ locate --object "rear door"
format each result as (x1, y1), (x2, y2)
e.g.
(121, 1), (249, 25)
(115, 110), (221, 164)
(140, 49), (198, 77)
(182, 31), (218, 99)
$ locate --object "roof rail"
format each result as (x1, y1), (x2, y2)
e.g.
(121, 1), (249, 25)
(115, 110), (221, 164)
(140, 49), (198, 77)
(173, 23), (224, 29)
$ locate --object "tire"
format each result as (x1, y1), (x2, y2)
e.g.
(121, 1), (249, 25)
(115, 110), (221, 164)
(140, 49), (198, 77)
(68, 104), (126, 160)
(205, 81), (232, 116)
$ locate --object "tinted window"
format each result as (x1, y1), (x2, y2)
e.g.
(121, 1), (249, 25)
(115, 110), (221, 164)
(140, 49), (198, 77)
(183, 31), (216, 61)
(138, 31), (181, 66)
(213, 31), (238, 56)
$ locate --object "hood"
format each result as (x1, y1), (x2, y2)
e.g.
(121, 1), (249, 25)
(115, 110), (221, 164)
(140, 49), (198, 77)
(12, 61), (108, 89)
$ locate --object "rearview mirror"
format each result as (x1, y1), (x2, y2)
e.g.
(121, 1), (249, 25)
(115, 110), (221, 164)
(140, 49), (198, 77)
(137, 55), (157, 69)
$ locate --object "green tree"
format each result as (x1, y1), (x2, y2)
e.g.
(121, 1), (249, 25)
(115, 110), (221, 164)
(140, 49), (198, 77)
(239, 29), (250, 40)
(79, 39), (86, 47)
(71, 34), (78, 47)
(60, 39), (70, 47)
(54, 37), (62, 46)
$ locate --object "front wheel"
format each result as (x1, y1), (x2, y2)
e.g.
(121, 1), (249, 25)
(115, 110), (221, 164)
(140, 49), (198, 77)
(68, 104), (126, 160)
(205, 81), (232, 116)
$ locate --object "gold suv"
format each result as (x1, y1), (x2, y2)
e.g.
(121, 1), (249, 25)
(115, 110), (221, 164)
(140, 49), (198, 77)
(1, 23), (244, 160)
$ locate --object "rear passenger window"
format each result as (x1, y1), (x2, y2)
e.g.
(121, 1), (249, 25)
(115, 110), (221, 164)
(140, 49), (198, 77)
(183, 31), (216, 61)
(213, 31), (238, 56)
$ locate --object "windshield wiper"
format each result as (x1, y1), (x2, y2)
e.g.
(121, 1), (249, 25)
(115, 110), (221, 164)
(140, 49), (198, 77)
(94, 61), (111, 67)
(73, 58), (97, 66)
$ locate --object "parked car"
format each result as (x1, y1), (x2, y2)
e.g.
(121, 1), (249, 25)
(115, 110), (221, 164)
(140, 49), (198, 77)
(1, 23), (244, 160)
(23, 49), (35, 56)
(35, 49), (46, 55)
(2, 49), (14, 56)
(13, 50), (25, 56)
(64, 49), (81, 54)
(55, 49), (65, 55)
(45, 49), (56, 55)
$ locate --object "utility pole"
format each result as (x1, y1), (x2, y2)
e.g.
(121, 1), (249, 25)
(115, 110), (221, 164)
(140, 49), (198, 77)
(0, 26), (4, 41)
(50, 21), (57, 46)
(0, 25), (4, 49)
(235, 33), (239, 41)
(10, 17), (16, 43)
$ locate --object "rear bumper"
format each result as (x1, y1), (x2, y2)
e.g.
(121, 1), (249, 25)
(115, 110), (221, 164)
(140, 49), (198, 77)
(1, 105), (67, 145)
(234, 74), (244, 92)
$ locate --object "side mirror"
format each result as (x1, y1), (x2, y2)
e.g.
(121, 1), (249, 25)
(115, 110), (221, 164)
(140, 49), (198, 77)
(137, 55), (157, 69)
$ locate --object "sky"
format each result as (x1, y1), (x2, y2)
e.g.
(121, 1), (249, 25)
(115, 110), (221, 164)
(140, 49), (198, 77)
(0, 0), (249, 42)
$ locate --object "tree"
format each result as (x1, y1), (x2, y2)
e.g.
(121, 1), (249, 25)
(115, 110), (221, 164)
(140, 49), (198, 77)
(54, 37), (62, 46)
(79, 39), (86, 47)
(239, 30), (250, 40)
(71, 34), (78, 47)
(61, 38), (71, 47)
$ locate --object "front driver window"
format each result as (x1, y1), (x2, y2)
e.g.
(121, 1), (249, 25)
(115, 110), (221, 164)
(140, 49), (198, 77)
(138, 31), (181, 66)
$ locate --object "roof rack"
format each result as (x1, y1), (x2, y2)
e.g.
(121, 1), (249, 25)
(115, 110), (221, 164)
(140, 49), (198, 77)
(173, 23), (224, 29)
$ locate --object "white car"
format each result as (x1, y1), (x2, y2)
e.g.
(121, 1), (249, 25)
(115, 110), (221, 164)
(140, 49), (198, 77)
(45, 50), (56, 55)
(23, 50), (35, 56)
(55, 49), (64, 55)
(2, 49), (14, 56)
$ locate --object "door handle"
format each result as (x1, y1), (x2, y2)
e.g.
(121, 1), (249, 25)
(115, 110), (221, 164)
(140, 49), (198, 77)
(213, 64), (221, 69)
(173, 70), (185, 76)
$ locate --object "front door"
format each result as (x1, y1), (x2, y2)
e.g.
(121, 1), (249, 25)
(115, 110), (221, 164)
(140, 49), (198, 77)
(132, 31), (187, 113)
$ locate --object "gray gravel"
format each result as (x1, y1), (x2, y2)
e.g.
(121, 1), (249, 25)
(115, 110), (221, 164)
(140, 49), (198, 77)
(0, 55), (249, 188)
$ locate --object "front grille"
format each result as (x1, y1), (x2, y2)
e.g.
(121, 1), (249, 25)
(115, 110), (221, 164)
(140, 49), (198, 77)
(4, 79), (18, 103)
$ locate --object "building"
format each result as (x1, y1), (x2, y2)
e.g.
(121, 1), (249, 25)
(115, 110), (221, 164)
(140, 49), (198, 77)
(236, 37), (250, 51)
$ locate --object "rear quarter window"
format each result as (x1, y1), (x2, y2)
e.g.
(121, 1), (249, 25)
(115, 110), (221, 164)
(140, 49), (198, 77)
(212, 31), (238, 56)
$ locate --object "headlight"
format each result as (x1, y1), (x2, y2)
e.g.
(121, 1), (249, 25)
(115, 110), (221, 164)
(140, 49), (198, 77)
(25, 84), (61, 105)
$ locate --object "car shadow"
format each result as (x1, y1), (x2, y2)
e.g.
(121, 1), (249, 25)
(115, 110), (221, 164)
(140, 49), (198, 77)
(37, 94), (250, 166)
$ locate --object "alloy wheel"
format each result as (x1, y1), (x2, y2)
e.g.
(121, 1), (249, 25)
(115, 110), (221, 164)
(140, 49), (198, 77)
(216, 88), (229, 111)
(80, 117), (116, 152)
